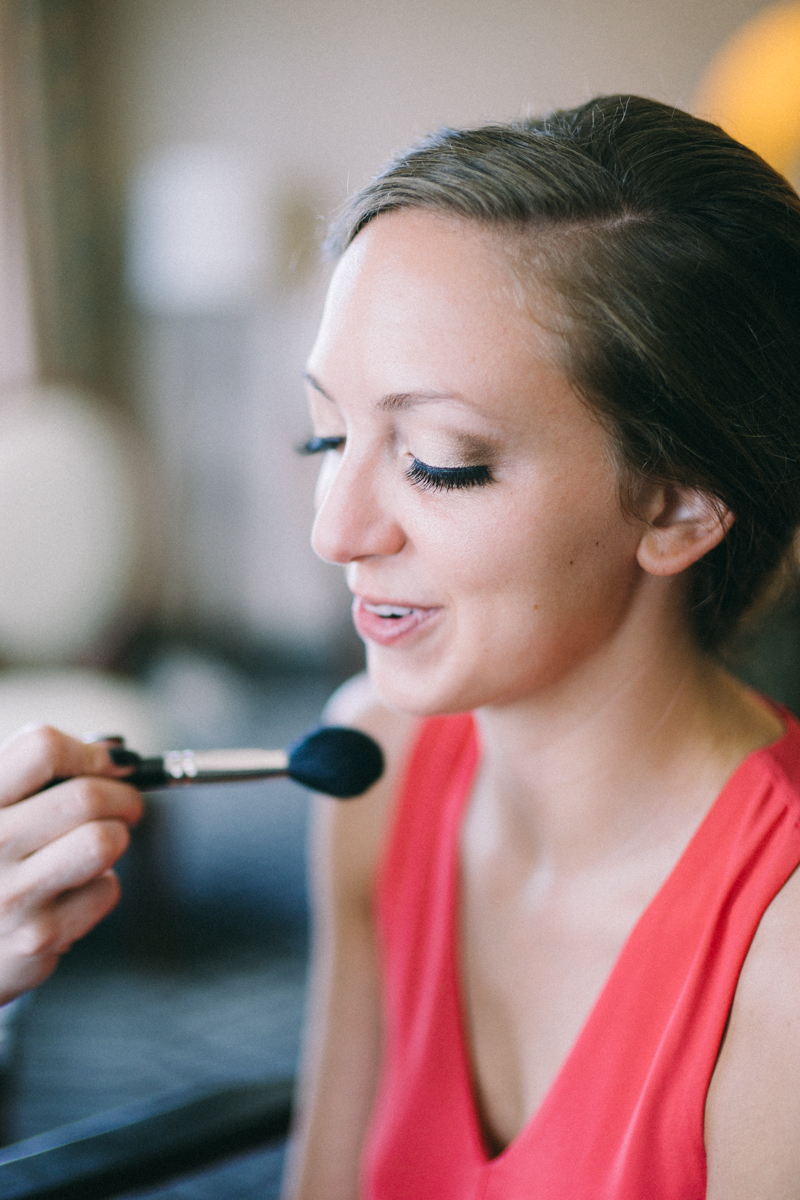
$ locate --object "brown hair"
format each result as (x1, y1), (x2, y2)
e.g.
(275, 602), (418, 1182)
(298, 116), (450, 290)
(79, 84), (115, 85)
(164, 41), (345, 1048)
(327, 95), (800, 649)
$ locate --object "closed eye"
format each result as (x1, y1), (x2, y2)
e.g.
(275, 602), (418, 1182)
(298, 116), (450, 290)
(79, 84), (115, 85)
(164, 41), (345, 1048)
(406, 458), (493, 492)
(298, 436), (344, 455)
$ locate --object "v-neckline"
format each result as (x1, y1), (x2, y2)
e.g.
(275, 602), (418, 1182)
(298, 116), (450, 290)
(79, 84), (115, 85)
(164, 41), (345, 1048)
(449, 711), (792, 1169)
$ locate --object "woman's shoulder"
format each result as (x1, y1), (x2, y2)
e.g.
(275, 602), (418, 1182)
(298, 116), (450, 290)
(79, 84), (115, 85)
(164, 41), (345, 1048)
(315, 673), (422, 907)
(705, 841), (800, 1195)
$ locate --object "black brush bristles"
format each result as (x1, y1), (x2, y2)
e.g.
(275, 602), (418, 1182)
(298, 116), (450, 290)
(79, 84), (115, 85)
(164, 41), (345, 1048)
(287, 726), (384, 798)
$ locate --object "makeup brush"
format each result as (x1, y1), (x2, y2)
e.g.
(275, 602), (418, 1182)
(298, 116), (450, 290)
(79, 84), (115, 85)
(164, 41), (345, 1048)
(103, 726), (384, 799)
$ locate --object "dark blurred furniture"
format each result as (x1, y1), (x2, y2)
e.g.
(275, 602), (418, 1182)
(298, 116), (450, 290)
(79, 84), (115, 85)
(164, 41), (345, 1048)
(0, 1076), (293, 1200)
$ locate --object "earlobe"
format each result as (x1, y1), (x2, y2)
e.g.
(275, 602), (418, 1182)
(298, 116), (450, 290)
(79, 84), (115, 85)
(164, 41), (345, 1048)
(636, 484), (734, 578)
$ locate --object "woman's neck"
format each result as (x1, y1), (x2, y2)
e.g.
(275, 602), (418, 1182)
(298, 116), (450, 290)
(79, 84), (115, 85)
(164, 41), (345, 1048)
(472, 623), (783, 871)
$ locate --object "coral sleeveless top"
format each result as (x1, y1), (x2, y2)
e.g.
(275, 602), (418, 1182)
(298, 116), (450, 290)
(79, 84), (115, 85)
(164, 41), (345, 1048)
(361, 710), (800, 1199)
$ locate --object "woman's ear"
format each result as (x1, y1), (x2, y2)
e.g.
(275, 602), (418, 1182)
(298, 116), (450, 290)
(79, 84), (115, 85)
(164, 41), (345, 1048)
(636, 484), (734, 578)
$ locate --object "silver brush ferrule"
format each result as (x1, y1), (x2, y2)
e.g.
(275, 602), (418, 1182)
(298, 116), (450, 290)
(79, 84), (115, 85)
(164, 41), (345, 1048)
(162, 748), (289, 784)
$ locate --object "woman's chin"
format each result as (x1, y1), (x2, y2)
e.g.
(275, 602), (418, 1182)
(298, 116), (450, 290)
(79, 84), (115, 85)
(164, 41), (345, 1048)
(365, 647), (486, 717)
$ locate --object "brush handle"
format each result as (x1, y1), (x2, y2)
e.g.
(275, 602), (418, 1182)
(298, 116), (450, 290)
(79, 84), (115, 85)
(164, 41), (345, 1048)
(47, 749), (290, 792)
(128, 749), (289, 789)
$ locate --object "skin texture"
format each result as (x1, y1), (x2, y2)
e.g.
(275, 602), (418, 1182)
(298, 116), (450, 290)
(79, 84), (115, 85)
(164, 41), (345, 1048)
(283, 210), (794, 1200)
(0, 725), (143, 1004)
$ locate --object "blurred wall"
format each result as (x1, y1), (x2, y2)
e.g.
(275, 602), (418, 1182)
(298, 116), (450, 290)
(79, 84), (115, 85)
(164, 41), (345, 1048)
(79, 0), (774, 660)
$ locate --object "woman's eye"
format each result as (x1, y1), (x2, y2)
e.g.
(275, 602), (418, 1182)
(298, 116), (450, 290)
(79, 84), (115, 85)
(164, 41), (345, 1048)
(406, 458), (493, 492)
(298, 436), (344, 455)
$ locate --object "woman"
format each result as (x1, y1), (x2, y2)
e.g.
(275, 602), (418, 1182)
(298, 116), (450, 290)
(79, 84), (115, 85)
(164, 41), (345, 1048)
(284, 96), (800, 1198)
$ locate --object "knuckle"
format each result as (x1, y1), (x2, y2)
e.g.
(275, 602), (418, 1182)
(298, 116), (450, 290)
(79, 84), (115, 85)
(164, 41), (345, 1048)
(68, 778), (105, 822)
(89, 872), (122, 924)
(123, 787), (145, 824)
(0, 886), (25, 925)
(28, 725), (64, 764)
(64, 778), (141, 827)
(0, 826), (15, 859)
(101, 871), (122, 906)
(10, 724), (70, 781)
(16, 913), (59, 958)
(82, 820), (128, 869)
(126, 783), (145, 813)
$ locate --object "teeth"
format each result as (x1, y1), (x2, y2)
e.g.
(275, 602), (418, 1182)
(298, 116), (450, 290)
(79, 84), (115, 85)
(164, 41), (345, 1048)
(364, 603), (415, 618)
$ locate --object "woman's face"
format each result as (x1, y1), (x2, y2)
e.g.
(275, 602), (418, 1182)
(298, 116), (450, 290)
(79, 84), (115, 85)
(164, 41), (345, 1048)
(305, 210), (650, 716)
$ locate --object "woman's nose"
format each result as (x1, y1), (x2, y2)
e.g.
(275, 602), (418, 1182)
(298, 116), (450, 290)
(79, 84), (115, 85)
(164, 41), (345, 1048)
(311, 451), (405, 565)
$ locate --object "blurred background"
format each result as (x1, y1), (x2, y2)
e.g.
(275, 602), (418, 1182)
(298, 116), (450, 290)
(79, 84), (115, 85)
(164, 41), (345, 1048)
(0, 0), (799, 1195)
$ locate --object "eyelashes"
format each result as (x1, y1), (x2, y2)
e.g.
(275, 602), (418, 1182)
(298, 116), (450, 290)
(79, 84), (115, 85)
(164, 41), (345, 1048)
(406, 458), (493, 492)
(299, 436), (344, 455)
(299, 436), (494, 493)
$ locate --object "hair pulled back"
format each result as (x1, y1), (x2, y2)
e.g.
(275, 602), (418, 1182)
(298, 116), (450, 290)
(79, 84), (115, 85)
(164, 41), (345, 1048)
(328, 95), (800, 649)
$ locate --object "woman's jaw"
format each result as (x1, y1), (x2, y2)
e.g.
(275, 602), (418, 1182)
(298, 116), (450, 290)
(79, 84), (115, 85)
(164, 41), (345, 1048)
(353, 574), (706, 731)
(347, 559), (668, 721)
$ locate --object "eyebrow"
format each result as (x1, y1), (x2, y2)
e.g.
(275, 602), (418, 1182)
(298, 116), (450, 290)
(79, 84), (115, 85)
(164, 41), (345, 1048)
(376, 392), (463, 412)
(303, 372), (465, 412)
(303, 372), (500, 461)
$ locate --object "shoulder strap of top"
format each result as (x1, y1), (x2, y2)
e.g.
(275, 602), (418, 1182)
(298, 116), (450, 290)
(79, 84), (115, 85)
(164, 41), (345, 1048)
(374, 712), (476, 930)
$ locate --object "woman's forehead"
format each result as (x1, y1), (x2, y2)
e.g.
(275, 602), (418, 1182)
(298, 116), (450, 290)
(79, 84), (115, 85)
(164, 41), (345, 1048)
(334, 208), (531, 298)
(314, 210), (563, 376)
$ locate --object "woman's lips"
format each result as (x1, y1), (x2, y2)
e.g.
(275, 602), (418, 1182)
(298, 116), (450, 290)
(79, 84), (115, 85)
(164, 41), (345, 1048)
(351, 596), (440, 646)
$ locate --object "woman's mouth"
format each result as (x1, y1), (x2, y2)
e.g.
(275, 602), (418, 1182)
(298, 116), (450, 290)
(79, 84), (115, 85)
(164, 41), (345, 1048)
(352, 597), (440, 646)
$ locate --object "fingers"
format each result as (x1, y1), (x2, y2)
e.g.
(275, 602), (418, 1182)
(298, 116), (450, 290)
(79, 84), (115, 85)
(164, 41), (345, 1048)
(7, 818), (133, 913)
(0, 725), (136, 808)
(0, 725), (145, 1005)
(31, 871), (122, 956)
(0, 871), (121, 1005)
(0, 777), (143, 863)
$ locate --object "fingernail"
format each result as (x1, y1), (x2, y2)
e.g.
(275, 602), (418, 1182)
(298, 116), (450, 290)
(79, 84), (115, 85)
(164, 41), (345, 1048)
(108, 748), (141, 767)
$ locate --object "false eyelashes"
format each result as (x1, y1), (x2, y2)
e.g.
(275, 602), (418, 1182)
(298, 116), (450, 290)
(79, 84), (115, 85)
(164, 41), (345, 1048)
(405, 459), (493, 492)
